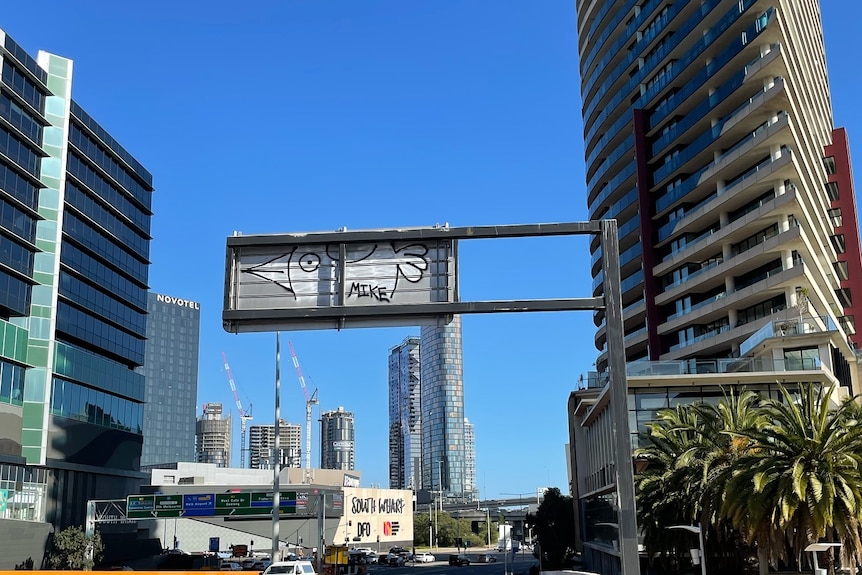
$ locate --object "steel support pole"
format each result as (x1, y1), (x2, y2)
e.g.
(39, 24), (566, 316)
(601, 219), (640, 575)
(273, 333), (282, 561)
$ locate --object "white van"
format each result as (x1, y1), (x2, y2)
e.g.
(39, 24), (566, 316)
(262, 561), (316, 575)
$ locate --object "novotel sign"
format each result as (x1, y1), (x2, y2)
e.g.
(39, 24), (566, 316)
(156, 293), (200, 310)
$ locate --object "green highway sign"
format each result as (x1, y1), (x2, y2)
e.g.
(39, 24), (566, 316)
(127, 491), (297, 519)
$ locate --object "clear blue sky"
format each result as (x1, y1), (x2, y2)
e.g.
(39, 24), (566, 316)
(2, 2), (859, 499)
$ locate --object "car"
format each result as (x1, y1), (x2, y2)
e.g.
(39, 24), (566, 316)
(385, 554), (405, 567)
(414, 553), (435, 563)
(448, 554), (470, 566)
(351, 548), (373, 555)
(364, 552), (379, 565)
(262, 561), (317, 575)
(477, 554), (497, 563)
(388, 547), (408, 555)
(220, 562), (243, 571)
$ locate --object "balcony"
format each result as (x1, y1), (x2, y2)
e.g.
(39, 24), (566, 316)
(739, 315), (838, 356)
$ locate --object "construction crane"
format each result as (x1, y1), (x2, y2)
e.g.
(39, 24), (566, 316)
(222, 352), (253, 468)
(288, 341), (318, 482)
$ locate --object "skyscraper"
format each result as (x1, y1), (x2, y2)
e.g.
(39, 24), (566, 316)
(320, 407), (355, 470)
(196, 403), (231, 467)
(420, 315), (467, 501)
(0, 31), (153, 552)
(570, 1), (862, 572)
(140, 292), (200, 468)
(578, 0), (861, 373)
(464, 418), (477, 501)
(249, 420), (302, 469)
(388, 336), (422, 490)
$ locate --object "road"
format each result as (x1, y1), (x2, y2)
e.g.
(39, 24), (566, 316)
(367, 552), (537, 575)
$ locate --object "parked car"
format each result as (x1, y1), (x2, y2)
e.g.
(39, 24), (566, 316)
(448, 554), (470, 566)
(262, 561), (316, 575)
(388, 547), (408, 555)
(414, 553), (435, 563)
(477, 554), (497, 563)
(220, 562), (243, 571)
(364, 552), (379, 565)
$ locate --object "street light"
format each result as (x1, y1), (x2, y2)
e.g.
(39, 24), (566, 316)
(667, 525), (706, 575)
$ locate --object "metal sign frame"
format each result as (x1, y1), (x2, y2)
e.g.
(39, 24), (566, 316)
(221, 220), (638, 575)
(223, 222), (605, 332)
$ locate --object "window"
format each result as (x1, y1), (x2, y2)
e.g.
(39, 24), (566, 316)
(784, 347), (820, 370)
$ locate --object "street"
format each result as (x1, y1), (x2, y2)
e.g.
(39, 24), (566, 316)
(366, 552), (537, 575)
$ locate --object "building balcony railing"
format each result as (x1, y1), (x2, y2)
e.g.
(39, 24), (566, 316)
(739, 315), (838, 356)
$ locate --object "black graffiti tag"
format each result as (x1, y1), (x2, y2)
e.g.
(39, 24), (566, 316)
(347, 282), (390, 302)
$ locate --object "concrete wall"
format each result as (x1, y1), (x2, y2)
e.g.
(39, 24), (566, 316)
(0, 518), (51, 569)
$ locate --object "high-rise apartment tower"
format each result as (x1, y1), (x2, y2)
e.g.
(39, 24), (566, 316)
(578, 0), (861, 376)
(420, 315), (469, 501)
(140, 293), (200, 468)
(249, 420), (302, 469)
(320, 407), (355, 470)
(388, 336), (422, 490)
(0, 30), (154, 558)
(571, 1), (862, 572)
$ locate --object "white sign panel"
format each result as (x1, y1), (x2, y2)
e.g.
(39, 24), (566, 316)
(342, 487), (413, 545)
(232, 240), (455, 310)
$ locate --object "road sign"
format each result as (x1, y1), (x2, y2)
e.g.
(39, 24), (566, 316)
(126, 491), (298, 518)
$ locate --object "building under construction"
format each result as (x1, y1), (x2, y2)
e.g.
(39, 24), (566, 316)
(249, 420), (302, 469)
(196, 403), (231, 467)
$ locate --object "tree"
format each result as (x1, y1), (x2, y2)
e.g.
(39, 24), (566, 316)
(48, 525), (104, 570)
(525, 487), (575, 570)
(724, 383), (862, 571)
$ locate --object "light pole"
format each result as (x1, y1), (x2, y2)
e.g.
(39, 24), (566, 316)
(667, 525), (706, 575)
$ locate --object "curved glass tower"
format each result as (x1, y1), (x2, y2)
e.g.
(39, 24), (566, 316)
(577, 0), (862, 375)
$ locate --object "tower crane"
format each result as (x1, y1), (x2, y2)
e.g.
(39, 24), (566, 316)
(288, 341), (318, 482)
(222, 352), (253, 468)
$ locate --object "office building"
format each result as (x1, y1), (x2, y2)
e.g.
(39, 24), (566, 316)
(420, 315), (469, 502)
(248, 420), (302, 470)
(0, 30), (154, 564)
(571, 1), (861, 572)
(196, 403), (231, 467)
(320, 407), (355, 470)
(388, 336), (422, 490)
(140, 292), (200, 468)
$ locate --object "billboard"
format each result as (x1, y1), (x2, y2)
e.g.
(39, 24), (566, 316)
(224, 228), (457, 332)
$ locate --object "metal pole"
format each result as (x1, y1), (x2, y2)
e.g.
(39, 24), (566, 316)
(602, 219), (640, 575)
(318, 492), (326, 572)
(698, 528), (707, 575)
(273, 333), (282, 561)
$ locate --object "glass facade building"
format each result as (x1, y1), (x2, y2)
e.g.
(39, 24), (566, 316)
(0, 29), (153, 545)
(570, 1), (862, 572)
(139, 292), (200, 468)
(320, 407), (355, 470)
(420, 315), (468, 502)
(388, 336), (421, 490)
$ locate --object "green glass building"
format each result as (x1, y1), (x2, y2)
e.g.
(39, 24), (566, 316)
(0, 29), (152, 565)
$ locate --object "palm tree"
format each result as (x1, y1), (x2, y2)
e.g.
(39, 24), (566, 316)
(636, 389), (766, 569)
(724, 383), (862, 571)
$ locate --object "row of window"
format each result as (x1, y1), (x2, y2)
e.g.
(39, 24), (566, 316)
(0, 124), (40, 178)
(66, 153), (151, 233)
(71, 103), (153, 187)
(65, 181), (149, 260)
(0, 360), (25, 406)
(56, 301), (145, 367)
(69, 125), (153, 209)
(59, 271), (147, 335)
(0, 194), (36, 244)
(54, 341), (146, 402)
(0, 228), (34, 276)
(0, 269), (30, 317)
(0, 160), (39, 210)
(60, 241), (147, 311)
(50, 377), (143, 434)
(1, 60), (44, 114)
(63, 211), (148, 284)
(0, 92), (42, 145)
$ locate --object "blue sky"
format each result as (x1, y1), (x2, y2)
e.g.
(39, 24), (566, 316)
(2, 2), (860, 499)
